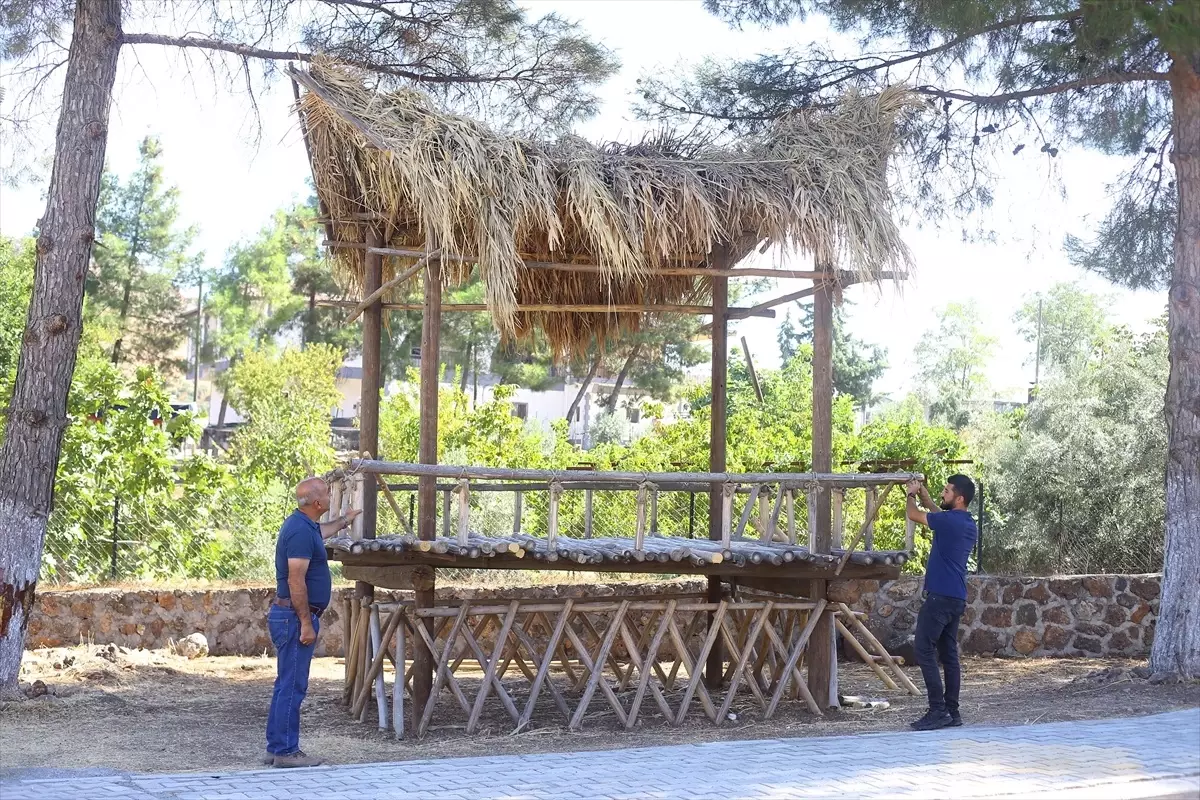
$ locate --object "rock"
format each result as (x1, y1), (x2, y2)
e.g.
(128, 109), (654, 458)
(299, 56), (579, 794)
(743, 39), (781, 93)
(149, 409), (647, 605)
(878, 604), (894, 618)
(1073, 600), (1100, 621)
(887, 634), (917, 666)
(1130, 577), (1159, 601)
(1115, 577), (1128, 592)
(966, 582), (979, 604)
(961, 607), (976, 626)
(1108, 630), (1132, 652)
(894, 609), (916, 628)
(1001, 583), (1022, 604)
(981, 584), (999, 604)
(965, 628), (1003, 654)
(157, 592), (177, 611)
(1116, 593), (1137, 609)
(1013, 629), (1039, 655)
(1075, 622), (1109, 637)
(1042, 606), (1071, 626)
(1072, 635), (1103, 654)
(1131, 603), (1153, 625)
(1015, 603), (1037, 627)
(1043, 625), (1072, 650)
(176, 633), (209, 659)
(1104, 606), (1128, 627)
(1148, 672), (1181, 686)
(1049, 579), (1083, 600)
(25, 680), (49, 699)
(886, 581), (919, 601)
(827, 580), (864, 605)
(1082, 576), (1113, 598)
(981, 606), (1012, 627)
(1023, 582), (1051, 603)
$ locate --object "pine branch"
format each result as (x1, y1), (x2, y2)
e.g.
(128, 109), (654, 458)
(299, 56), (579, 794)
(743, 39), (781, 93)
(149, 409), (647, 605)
(121, 32), (535, 86)
(912, 71), (1169, 106)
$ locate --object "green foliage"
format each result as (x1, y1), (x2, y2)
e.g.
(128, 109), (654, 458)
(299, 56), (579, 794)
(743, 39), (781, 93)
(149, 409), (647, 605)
(1015, 283), (1112, 375)
(87, 136), (201, 374)
(0, 236), (34, 385)
(914, 302), (996, 430)
(779, 299), (888, 405)
(970, 299), (1168, 574)
(224, 345), (345, 485)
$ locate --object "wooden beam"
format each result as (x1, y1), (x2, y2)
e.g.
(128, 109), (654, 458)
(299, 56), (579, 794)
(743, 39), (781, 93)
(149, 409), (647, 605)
(360, 230), (383, 545)
(413, 254), (442, 724)
(740, 285), (818, 317)
(317, 299), (776, 318)
(344, 250), (440, 325)
(290, 67), (389, 151)
(740, 336), (764, 404)
(707, 245), (730, 690)
(808, 276), (836, 709)
(322, 241), (907, 282)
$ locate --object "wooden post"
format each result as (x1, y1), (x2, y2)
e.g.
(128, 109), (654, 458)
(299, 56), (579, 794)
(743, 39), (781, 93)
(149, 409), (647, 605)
(706, 247), (729, 689)
(808, 277), (836, 708)
(414, 254), (442, 722)
(357, 230), (384, 600)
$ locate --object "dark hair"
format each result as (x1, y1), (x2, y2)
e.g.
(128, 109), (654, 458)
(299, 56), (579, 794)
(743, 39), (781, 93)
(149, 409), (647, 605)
(946, 474), (976, 507)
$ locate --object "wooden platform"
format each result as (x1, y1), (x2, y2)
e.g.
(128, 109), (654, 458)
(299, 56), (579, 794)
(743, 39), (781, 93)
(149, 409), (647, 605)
(326, 533), (907, 581)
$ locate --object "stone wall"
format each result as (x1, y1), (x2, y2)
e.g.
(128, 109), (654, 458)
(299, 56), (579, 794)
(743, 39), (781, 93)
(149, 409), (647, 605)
(25, 581), (703, 657)
(26, 574), (1160, 659)
(849, 574), (1160, 658)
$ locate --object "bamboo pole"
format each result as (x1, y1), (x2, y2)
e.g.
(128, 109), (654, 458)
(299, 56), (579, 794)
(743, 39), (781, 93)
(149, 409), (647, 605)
(837, 602), (920, 695)
(344, 249), (441, 325)
(836, 484), (896, 576)
(393, 612), (405, 739)
(834, 615), (898, 691)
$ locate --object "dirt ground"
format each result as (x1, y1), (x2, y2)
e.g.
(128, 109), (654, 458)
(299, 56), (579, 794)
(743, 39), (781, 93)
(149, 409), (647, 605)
(2, 644), (1197, 776)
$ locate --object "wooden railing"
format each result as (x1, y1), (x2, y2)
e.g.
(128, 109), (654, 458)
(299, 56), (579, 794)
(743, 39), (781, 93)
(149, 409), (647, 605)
(326, 461), (922, 567)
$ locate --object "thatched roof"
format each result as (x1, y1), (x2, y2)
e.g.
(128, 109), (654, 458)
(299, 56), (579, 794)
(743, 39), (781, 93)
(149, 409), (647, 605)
(296, 59), (913, 356)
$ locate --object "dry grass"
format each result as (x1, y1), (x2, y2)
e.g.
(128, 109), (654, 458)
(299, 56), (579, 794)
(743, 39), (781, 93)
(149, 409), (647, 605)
(298, 58), (915, 356)
(4, 644), (1196, 776)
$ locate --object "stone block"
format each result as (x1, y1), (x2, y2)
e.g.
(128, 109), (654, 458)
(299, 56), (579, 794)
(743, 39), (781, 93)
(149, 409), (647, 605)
(1023, 582), (1052, 603)
(157, 592), (177, 611)
(1042, 605), (1071, 625)
(1130, 577), (1159, 601)
(1015, 603), (1037, 627)
(1072, 635), (1103, 654)
(981, 583), (999, 604)
(1108, 630), (1132, 652)
(1013, 629), (1039, 655)
(1075, 622), (1109, 637)
(981, 606), (1012, 627)
(1115, 577), (1128, 592)
(965, 628), (1003, 654)
(1104, 606), (1128, 627)
(1043, 625), (1072, 650)
(894, 609), (915, 628)
(878, 604), (894, 618)
(1072, 599), (1100, 621)
(1001, 583), (1022, 605)
(961, 607), (976, 626)
(965, 582), (979, 604)
(1049, 579), (1083, 600)
(1081, 576), (1113, 598)
(1116, 593), (1137, 609)
(1132, 603), (1152, 625)
(886, 581), (919, 601)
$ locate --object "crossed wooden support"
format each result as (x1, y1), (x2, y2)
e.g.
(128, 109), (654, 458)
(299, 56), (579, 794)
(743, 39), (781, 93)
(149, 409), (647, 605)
(344, 595), (918, 738)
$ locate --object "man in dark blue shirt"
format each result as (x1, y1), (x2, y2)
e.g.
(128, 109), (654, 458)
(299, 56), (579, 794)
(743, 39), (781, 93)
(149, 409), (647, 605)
(905, 474), (978, 732)
(264, 477), (358, 768)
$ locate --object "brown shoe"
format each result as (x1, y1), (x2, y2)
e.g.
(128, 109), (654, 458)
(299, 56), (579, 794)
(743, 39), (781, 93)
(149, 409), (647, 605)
(261, 751), (274, 766)
(272, 750), (323, 768)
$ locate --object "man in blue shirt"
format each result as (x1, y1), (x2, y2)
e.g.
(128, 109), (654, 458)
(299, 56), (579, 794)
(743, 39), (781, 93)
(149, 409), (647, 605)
(905, 474), (978, 732)
(264, 477), (358, 768)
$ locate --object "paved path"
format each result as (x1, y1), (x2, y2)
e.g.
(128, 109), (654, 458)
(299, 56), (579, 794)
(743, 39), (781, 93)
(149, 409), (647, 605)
(5, 709), (1198, 800)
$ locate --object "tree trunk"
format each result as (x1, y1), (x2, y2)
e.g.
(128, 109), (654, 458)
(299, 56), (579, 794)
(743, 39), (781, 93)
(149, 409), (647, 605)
(0, 0), (123, 698)
(567, 350), (603, 423)
(1152, 57), (1200, 679)
(604, 343), (641, 412)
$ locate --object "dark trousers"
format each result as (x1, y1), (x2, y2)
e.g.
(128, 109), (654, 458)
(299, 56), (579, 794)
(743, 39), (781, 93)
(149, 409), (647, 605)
(266, 604), (319, 755)
(914, 592), (965, 714)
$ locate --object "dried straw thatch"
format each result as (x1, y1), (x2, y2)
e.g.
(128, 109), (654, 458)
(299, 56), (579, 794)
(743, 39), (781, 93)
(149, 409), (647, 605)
(297, 58), (913, 355)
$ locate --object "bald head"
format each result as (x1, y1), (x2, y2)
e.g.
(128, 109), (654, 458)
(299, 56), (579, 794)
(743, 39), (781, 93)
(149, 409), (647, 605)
(296, 477), (330, 519)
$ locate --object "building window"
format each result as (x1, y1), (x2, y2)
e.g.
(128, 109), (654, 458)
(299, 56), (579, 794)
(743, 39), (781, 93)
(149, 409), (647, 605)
(512, 402), (528, 420)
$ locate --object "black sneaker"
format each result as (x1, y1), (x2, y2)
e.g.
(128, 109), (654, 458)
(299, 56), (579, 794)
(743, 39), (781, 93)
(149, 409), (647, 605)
(948, 712), (963, 727)
(910, 709), (954, 731)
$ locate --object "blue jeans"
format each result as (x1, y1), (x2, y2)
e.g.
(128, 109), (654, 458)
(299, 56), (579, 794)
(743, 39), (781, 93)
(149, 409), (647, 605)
(914, 592), (965, 714)
(266, 604), (319, 755)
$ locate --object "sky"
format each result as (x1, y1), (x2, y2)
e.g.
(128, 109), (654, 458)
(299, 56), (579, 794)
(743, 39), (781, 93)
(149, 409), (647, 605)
(0, 0), (1168, 404)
